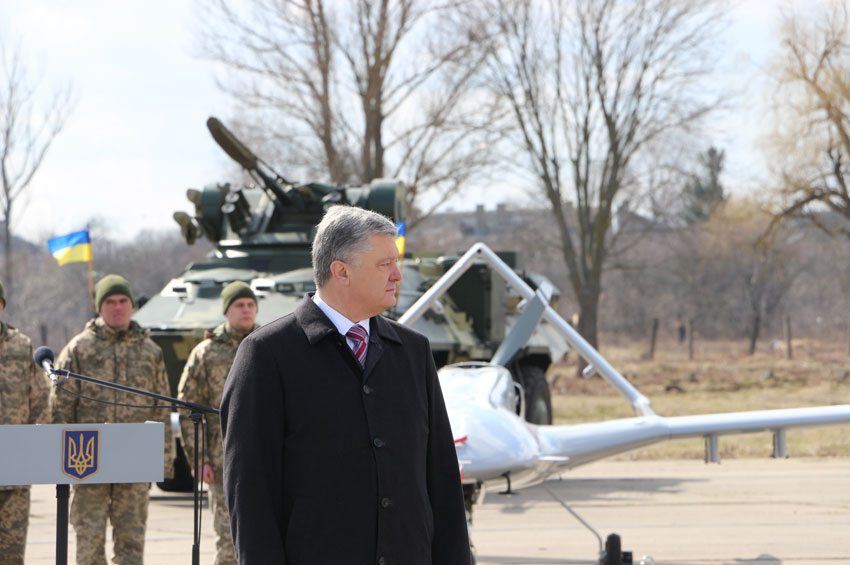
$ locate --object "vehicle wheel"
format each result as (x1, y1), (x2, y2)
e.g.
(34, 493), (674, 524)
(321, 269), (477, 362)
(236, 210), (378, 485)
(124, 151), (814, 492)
(604, 533), (622, 565)
(522, 365), (552, 425)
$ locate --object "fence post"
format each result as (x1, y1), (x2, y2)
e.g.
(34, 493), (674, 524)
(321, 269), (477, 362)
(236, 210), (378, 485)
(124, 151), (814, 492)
(784, 315), (792, 360)
(687, 318), (695, 361)
(647, 317), (659, 360)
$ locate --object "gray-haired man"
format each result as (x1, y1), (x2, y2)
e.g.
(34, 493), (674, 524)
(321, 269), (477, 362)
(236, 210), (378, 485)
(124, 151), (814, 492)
(220, 205), (470, 564)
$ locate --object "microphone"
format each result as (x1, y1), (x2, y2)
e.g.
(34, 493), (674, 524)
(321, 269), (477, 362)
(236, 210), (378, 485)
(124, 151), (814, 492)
(34, 346), (60, 383)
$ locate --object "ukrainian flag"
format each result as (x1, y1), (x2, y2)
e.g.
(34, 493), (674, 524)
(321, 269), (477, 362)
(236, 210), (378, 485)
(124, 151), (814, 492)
(395, 221), (406, 257)
(48, 230), (92, 266)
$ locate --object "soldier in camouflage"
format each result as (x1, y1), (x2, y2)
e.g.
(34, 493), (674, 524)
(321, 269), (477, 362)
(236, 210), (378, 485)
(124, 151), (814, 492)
(178, 281), (259, 565)
(49, 274), (174, 565)
(0, 281), (48, 565)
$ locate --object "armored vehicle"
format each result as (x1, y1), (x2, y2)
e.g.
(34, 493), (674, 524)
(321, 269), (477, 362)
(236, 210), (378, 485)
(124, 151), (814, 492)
(134, 118), (568, 488)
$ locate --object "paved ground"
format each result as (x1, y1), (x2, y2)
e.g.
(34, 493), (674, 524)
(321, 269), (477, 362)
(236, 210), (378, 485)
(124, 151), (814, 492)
(23, 458), (850, 564)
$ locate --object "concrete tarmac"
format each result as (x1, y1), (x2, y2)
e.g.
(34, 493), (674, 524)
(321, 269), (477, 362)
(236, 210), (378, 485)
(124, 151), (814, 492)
(22, 458), (850, 564)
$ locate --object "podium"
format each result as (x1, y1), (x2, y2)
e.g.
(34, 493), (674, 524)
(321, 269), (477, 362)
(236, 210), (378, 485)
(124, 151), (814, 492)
(0, 423), (164, 485)
(0, 422), (165, 564)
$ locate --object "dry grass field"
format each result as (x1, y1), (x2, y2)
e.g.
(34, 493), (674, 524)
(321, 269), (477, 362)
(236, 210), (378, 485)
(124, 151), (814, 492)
(548, 337), (850, 459)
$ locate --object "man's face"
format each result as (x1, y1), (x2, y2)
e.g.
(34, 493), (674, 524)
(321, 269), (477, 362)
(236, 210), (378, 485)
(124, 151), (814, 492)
(345, 234), (402, 318)
(100, 294), (134, 331)
(225, 297), (258, 333)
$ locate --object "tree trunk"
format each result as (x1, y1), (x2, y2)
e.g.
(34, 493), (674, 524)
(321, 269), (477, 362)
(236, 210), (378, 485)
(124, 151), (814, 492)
(362, 96), (384, 181)
(574, 287), (600, 377)
(748, 313), (761, 355)
(363, 111), (375, 181)
(647, 317), (659, 360)
(374, 97), (384, 179)
(3, 213), (11, 294)
(784, 315), (792, 360)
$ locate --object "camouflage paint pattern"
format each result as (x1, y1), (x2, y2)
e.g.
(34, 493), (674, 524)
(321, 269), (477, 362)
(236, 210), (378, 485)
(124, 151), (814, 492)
(178, 321), (253, 565)
(0, 487), (30, 565)
(0, 321), (47, 563)
(70, 482), (149, 565)
(49, 318), (174, 564)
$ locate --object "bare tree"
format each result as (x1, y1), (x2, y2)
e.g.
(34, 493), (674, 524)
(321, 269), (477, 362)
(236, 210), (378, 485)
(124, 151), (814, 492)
(0, 42), (74, 292)
(768, 1), (850, 234)
(465, 0), (725, 350)
(699, 199), (805, 353)
(743, 237), (803, 355)
(197, 0), (503, 224)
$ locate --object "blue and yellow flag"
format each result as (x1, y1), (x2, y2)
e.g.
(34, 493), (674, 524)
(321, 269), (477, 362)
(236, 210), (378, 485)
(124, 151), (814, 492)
(48, 230), (92, 266)
(395, 221), (406, 257)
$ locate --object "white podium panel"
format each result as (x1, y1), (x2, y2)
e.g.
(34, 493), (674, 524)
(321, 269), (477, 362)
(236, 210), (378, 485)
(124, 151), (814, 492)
(0, 423), (164, 486)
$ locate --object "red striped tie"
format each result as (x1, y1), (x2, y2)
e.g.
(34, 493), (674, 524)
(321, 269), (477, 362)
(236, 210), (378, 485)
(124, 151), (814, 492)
(346, 324), (368, 367)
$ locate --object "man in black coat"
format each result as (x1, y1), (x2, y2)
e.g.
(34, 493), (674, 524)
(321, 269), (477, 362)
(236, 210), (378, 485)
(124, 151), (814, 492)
(220, 205), (471, 565)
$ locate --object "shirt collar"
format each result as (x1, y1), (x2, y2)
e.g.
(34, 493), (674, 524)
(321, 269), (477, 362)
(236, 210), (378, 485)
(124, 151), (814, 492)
(312, 292), (370, 337)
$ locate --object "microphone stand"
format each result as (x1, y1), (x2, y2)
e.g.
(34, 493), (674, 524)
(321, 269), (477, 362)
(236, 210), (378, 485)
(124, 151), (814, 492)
(46, 365), (217, 565)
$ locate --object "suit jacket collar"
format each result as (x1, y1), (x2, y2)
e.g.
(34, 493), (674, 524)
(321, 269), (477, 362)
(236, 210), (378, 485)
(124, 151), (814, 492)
(295, 294), (402, 346)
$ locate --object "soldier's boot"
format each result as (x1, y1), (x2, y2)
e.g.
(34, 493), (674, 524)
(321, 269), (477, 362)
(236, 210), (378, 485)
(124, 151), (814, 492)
(0, 487), (30, 565)
(109, 483), (149, 564)
(71, 483), (111, 565)
(209, 481), (237, 565)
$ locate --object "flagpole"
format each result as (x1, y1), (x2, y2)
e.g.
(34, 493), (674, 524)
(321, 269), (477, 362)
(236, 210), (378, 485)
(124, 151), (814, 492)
(87, 257), (95, 314)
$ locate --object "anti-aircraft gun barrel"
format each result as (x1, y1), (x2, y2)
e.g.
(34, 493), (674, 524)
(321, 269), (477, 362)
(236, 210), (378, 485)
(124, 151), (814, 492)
(206, 117), (295, 207)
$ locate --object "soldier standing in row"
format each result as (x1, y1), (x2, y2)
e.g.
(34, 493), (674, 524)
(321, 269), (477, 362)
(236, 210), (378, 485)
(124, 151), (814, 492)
(177, 281), (259, 565)
(49, 274), (174, 565)
(0, 281), (48, 565)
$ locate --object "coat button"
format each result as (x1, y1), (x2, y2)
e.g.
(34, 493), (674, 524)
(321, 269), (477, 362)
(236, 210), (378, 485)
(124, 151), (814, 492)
(373, 438), (385, 448)
(362, 384), (373, 395)
(380, 497), (392, 508)
(378, 557), (386, 565)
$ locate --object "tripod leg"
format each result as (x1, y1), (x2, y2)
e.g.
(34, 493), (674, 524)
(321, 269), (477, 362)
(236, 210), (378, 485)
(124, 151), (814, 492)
(190, 412), (203, 565)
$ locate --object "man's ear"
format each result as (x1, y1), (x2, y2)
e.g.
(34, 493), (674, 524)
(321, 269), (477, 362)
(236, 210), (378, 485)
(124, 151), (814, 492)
(329, 260), (349, 285)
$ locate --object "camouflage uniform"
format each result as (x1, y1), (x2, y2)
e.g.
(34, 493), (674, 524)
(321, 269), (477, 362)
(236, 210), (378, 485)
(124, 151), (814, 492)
(49, 318), (174, 565)
(0, 321), (47, 565)
(177, 322), (255, 565)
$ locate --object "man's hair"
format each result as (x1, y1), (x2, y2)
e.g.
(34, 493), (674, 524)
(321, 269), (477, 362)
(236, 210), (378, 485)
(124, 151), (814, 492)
(312, 205), (398, 288)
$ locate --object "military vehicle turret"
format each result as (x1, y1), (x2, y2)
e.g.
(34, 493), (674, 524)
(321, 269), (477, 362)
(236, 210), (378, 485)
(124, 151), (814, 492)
(134, 117), (568, 489)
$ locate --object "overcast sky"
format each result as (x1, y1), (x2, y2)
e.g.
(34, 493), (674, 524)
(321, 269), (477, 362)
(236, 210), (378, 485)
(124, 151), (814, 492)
(1, 0), (809, 243)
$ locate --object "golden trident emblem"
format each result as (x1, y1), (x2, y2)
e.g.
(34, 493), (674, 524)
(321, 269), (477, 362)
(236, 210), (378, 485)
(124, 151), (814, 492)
(67, 432), (96, 477)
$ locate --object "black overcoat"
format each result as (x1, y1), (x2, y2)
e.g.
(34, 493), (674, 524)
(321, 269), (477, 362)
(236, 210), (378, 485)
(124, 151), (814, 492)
(220, 296), (470, 565)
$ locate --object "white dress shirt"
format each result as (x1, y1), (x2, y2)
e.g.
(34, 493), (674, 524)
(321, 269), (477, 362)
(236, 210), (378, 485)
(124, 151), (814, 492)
(312, 293), (370, 353)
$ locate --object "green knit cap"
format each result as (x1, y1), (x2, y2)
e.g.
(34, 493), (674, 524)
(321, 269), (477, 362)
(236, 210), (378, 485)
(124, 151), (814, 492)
(95, 274), (134, 312)
(221, 281), (257, 314)
(0, 280), (5, 307)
